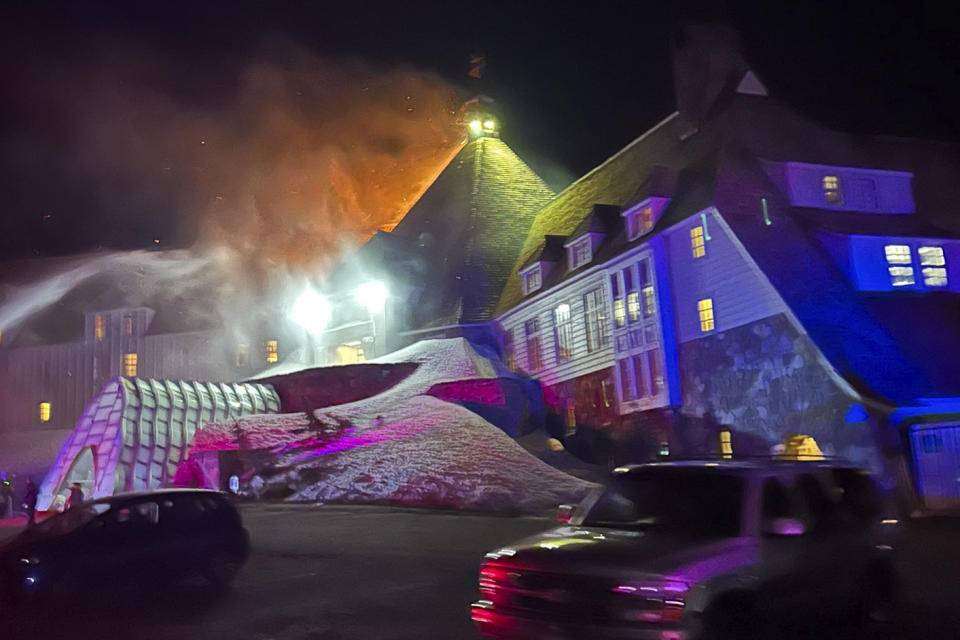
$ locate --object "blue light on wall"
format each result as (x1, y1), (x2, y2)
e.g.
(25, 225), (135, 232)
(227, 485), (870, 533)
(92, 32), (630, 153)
(844, 404), (869, 423)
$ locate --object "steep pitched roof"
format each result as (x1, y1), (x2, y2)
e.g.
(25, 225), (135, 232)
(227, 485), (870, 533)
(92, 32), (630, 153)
(390, 137), (554, 326)
(496, 112), (713, 314)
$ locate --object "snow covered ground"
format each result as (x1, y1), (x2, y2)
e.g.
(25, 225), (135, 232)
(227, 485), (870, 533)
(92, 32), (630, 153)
(182, 338), (598, 513)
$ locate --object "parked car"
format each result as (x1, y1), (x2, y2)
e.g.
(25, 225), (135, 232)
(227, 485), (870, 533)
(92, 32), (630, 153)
(471, 460), (898, 639)
(0, 489), (249, 604)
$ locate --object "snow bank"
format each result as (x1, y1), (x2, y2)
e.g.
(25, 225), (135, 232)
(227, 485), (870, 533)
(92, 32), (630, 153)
(185, 338), (598, 513)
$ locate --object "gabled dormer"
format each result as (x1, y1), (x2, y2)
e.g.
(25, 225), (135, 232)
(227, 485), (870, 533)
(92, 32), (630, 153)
(763, 161), (915, 214)
(519, 235), (566, 296)
(622, 196), (671, 241)
(564, 205), (621, 272)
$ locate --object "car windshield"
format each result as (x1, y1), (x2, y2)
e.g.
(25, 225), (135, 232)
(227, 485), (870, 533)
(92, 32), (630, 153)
(32, 502), (112, 537)
(582, 468), (744, 537)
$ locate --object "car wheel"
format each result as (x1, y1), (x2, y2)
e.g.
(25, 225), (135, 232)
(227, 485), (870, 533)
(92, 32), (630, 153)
(701, 594), (761, 640)
(203, 551), (240, 588)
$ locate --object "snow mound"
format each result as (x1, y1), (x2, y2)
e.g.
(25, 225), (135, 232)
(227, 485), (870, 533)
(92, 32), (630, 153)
(186, 338), (598, 513)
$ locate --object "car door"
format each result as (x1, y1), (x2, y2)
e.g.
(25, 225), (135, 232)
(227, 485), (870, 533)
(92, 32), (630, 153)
(98, 499), (164, 582)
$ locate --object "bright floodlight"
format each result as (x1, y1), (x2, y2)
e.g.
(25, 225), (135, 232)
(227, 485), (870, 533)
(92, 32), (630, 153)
(468, 120), (483, 134)
(292, 287), (331, 335)
(355, 281), (387, 313)
(483, 119), (496, 131)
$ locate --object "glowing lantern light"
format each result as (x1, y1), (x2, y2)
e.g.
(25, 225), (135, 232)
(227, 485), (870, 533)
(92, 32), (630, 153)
(292, 288), (331, 335)
(468, 120), (483, 134)
(355, 281), (388, 313)
(483, 119), (496, 130)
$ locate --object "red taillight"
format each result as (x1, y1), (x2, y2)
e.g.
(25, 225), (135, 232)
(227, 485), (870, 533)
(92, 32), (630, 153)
(479, 564), (511, 593)
(660, 600), (684, 623)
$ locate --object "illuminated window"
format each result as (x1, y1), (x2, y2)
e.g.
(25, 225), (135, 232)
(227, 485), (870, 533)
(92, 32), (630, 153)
(568, 237), (592, 270)
(690, 226), (706, 258)
(919, 246), (948, 287)
(583, 288), (609, 353)
(123, 353), (138, 377)
(39, 402), (51, 423)
(124, 315), (134, 336)
(236, 344), (249, 368)
(823, 175), (842, 204)
(94, 315), (105, 341)
(554, 303), (574, 362)
(524, 318), (542, 371)
(503, 329), (516, 370)
(698, 298), (715, 332)
(265, 340), (279, 364)
(627, 206), (654, 240)
(719, 430), (733, 459)
(885, 244), (914, 286)
(639, 260), (655, 318)
(623, 267), (639, 323)
(610, 274), (625, 328)
(522, 265), (542, 295)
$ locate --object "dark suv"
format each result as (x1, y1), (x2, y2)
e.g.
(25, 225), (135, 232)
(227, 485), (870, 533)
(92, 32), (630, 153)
(472, 460), (898, 639)
(0, 489), (249, 603)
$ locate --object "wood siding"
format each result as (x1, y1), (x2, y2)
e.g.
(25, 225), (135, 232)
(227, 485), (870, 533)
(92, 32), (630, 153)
(666, 208), (787, 344)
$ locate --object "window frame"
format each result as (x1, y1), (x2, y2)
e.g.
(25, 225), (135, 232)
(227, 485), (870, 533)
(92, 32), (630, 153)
(823, 175), (843, 205)
(690, 226), (706, 259)
(524, 318), (543, 371)
(568, 237), (593, 271)
(39, 401), (51, 423)
(521, 264), (542, 295)
(582, 287), (610, 353)
(698, 298), (715, 333)
(123, 352), (138, 377)
(553, 303), (574, 362)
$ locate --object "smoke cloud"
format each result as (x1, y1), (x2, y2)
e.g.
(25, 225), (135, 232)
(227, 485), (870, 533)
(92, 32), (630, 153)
(0, 29), (465, 336)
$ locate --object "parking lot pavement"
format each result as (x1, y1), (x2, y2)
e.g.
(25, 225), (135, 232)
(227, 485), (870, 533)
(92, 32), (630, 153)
(2, 504), (959, 639)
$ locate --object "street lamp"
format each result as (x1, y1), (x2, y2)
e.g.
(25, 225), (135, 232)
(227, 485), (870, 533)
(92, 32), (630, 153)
(354, 281), (387, 313)
(292, 287), (331, 336)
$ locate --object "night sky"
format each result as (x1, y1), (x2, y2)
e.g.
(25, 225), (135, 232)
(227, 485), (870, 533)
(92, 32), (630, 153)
(2, 1), (959, 261)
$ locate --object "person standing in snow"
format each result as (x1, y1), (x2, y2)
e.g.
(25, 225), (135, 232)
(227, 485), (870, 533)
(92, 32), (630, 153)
(22, 478), (38, 526)
(66, 483), (85, 510)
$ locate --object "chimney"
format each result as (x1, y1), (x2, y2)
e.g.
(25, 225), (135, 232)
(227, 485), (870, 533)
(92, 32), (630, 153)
(671, 24), (751, 125)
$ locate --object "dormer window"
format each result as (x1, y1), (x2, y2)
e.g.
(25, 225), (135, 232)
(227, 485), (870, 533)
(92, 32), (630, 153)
(823, 175), (843, 205)
(568, 237), (592, 270)
(625, 206), (655, 241)
(522, 264), (542, 295)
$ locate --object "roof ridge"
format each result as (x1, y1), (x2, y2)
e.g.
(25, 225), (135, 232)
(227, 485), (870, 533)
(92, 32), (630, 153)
(540, 111), (681, 205)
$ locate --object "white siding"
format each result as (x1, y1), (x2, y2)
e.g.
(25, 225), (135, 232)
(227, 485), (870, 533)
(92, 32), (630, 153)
(498, 269), (613, 386)
(667, 208), (787, 343)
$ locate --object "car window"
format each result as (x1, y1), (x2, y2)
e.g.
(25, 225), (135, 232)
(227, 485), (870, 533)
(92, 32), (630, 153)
(113, 501), (160, 526)
(760, 478), (796, 521)
(795, 473), (838, 534)
(583, 470), (744, 537)
(831, 468), (882, 527)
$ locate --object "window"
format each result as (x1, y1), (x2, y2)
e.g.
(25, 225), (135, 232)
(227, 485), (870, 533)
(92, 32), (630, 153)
(885, 244), (914, 286)
(554, 303), (574, 362)
(94, 315), (105, 341)
(503, 329), (516, 370)
(123, 314), (134, 336)
(823, 175), (842, 204)
(623, 267), (640, 323)
(569, 237), (592, 270)
(123, 353), (138, 377)
(619, 360), (635, 401)
(690, 226), (706, 258)
(638, 260), (655, 318)
(919, 246), (947, 287)
(522, 264), (542, 295)
(611, 274), (625, 328)
(236, 344), (249, 368)
(698, 298), (715, 332)
(265, 340), (279, 364)
(631, 353), (648, 398)
(627, 206), (654, 240)
(524, 318), (542, 371)
(648, 348), (664, 394)
(719, 430), (732, 459)
(583, 288), (610, 353)
(39, 402), (51, 423)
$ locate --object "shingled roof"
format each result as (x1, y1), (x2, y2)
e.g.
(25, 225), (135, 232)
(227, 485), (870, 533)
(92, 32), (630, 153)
(390, 136), (554, 327)
(495, 112), (716, 314)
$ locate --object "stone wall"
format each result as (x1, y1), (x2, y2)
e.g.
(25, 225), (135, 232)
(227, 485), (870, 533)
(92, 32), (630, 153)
(676, 313), (881, 466)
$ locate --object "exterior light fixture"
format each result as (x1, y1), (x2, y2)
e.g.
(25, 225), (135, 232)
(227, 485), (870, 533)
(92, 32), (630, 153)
(468, 120), (483, 134)
(292, 287), (331, 335)
(482, 119), (496, 131)
(355, 281), (388, 313)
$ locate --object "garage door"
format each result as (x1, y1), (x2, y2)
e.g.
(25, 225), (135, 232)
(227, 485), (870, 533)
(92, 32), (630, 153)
(910, 423), (960, 511)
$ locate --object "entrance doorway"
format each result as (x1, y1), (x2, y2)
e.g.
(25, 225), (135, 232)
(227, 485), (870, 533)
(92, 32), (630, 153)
(335, 341), (366, 364)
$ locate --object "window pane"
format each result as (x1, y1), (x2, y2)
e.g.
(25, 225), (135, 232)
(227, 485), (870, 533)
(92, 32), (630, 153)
(619, 360), (635, 401)
(922, 267), (947, 287)
(698, 299), (715, 332)
(525, 318), (542, 371)
(884, 245), (912, 265)
(648, 349), (664, 394)
(627, 292), (640, 323)
(631, 354), (648, 398)
(919, 246), (945, 266)
(889, 266), (915, 287)
(554, 303), (573, 361)
(690, 226), (706, 258)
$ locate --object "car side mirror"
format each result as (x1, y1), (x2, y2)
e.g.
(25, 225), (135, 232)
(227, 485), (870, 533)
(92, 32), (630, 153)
(762, 517), (805, 537)
(557, 504), (576, 524)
